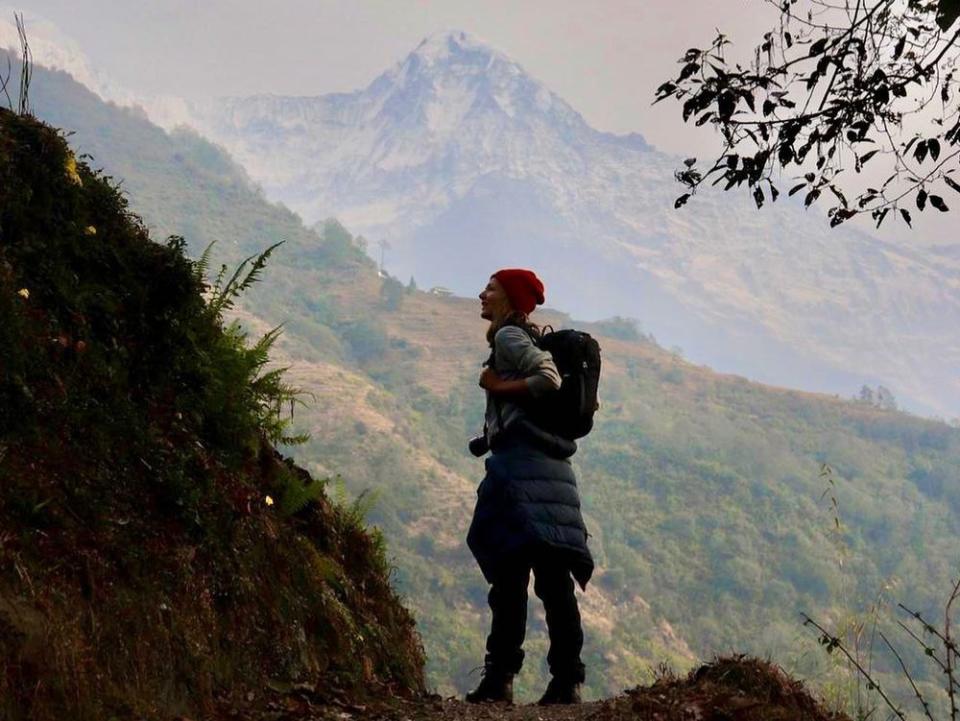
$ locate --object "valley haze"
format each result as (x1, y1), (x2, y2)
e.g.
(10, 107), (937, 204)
(190, 31), (958, 419)
(2, 11), (957, 418)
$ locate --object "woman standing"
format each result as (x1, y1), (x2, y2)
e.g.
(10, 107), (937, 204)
(465, 268), (594, 706)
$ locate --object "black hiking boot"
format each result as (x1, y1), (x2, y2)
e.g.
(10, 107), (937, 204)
(536, 676), (582, 705)
(465, 668), (514, 704)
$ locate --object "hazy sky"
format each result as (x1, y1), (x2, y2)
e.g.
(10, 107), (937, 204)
(8, 0), (952, 240)
(18, 0), (777, 154)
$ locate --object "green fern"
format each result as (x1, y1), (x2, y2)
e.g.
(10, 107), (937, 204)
(279, 473), (327, 517)
(206, 240), (284, 321)
(192, 241), (311, 448)
(242, 322), (313, 446)
(331, 475), (349, 508)
(330, 476), (380, 530)
(192, 239), (216, 285)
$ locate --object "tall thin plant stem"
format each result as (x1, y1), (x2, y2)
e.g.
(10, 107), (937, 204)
(802, 613), (907, 721)
(945, 577), (960, 721)
(880, 631), (935, 721)
(15, 12), (31, 116)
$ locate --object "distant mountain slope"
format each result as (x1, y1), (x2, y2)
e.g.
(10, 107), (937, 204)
(187, 30), (960, 418)
(18, 54), (960, 708)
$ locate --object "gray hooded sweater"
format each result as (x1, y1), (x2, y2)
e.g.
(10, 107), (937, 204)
(483, 325), (562, 445)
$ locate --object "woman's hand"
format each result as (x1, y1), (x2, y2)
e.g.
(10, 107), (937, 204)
(479, 368), (532, 398)
(479, 367), (502, 392)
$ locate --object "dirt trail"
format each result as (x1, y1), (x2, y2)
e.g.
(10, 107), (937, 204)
(319, 696), (611, 721)
(232, 656), (848, 721)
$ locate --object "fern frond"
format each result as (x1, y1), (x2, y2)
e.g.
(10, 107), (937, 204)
(235, 241), (284, 296)
(279, 431), (311, 446)
(331, 476), (348, 508)
(250, 325), (285, 364)
(206, 241), (285, 320)
(279, 474), (327, 516)
(194, 240), (217, 284)
(208, 254), (253, 318)
(349, 488), (380, 525)
(212, 262), (228, 295)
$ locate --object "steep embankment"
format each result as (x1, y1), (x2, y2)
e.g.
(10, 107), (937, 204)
(0, 107), (424, 720)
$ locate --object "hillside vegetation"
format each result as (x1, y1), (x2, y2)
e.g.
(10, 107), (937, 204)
(17, 57), (960, 711)
(0, 106), (424, 720)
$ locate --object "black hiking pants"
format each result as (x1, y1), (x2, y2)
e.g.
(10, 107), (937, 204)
(483, 556), (586, 683)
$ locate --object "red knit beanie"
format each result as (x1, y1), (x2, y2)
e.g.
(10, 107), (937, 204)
(492, 268), (545, 315)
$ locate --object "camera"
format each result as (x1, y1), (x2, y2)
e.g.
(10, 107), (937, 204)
(468, 434), (489, 457)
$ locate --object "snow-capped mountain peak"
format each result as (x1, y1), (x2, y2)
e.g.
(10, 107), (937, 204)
(362, 28), (584, 132)
(410, 29), (502, 67)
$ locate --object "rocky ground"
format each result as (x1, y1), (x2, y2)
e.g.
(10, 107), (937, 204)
(216, 657), (849, 721)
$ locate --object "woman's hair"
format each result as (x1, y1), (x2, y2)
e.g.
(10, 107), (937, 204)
(486, 310), (543, 347)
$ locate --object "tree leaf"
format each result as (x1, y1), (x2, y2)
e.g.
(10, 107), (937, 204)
(675, 194), (691, 209)
(829, 185), (849, 208)
(684, 157), (697, 168)
(789, 183), (807, 196)
(944, 175), (960, 194)
(754, 186), (765, 209)
(809, 37), (829, 56)
(917, 188), (928, 211)
(654, 82), (677, 103)
(937, 0), (960, 31)
(679, 62), (700, 81)
(900, 208), (912, 227)
(830, 209), (854, 227)
(930, 194), (949, 211)
(893, 35), (906, 61)
(718, 91), (737, 120)
(928, 138), (941, 161)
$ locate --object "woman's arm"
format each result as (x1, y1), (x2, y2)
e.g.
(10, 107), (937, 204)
(483, 326), (561, 398)
(497, 326), (561, 394)
(479, 367), (533, 399)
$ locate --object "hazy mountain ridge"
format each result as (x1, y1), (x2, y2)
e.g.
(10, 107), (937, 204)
(4, 21), (956, 414)
(16, 53), (960, 708)
(183, 30), (959, 418)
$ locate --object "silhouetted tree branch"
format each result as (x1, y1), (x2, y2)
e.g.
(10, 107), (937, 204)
(657, 0), (960, 228)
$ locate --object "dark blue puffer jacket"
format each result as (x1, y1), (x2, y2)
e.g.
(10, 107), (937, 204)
(467, 435), (594, 589)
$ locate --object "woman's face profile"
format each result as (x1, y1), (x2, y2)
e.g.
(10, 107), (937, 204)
(479, 277), (512, 321)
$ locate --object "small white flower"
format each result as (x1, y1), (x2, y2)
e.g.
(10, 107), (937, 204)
(17, 288), (29, 299)
(264, 495), (274, 506)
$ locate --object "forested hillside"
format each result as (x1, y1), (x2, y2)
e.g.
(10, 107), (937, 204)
(15, 55), (960, 711)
